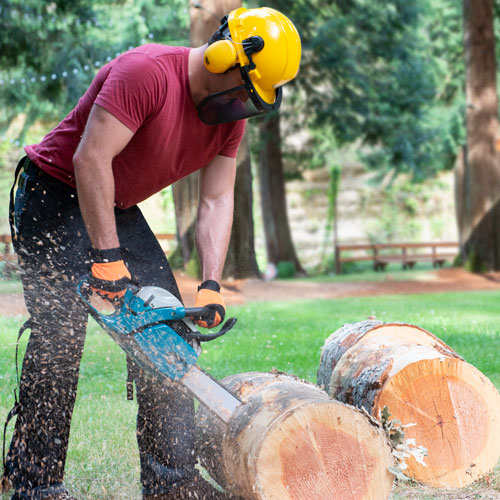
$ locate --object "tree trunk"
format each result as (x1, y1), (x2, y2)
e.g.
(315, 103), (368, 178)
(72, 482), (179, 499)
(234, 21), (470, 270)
(258, 114), (305, 275)
(180, 0), (259, 277)
(459, 0), (500, 270)
(172, 176), (198, 267)
(196, 371), (394, 500)
(223, 134), (261, 278)
(317, 320), (500, 488)
(190, 0), (242, 44)
(453, 146), (467, 264)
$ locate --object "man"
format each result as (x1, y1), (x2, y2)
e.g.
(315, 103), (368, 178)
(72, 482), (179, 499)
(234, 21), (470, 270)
(2, 7), (301, 500)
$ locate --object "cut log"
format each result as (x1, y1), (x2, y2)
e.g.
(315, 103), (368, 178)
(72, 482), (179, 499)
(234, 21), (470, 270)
(196, 371), (394, 500)
(317, 320), (500, 488)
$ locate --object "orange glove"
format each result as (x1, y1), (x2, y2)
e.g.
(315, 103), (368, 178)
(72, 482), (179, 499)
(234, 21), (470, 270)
(89, 248), (131, 303)
(194, 280), (225, 328)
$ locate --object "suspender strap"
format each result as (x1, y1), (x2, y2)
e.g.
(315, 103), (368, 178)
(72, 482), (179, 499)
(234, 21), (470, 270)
(14, 320), (31, 389)
(126, 355), (135, 401)
(9, 157), (29, 245)
(2, 319), (31, 474)
(2, 157), (30, 490)
(2, 403), (19, 473)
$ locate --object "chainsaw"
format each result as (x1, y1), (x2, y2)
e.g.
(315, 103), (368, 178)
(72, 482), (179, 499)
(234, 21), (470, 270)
(76, 279), (241, 423)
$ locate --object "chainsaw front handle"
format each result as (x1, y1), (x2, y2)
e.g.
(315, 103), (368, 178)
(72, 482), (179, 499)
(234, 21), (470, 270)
(77, 277), (237, 342)
(182, 317), (238, 343)
(184, 306), (212, 321)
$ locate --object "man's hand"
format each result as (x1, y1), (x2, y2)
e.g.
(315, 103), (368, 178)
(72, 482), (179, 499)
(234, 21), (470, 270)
(89, 248), (131, 303)
(195, 280), (225, 328)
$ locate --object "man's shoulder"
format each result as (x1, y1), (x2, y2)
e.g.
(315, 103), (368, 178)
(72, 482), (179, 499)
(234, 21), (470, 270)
(111, 45), (189, 83)
(120, 44), (189, 63)
(224, 118), (246, 136)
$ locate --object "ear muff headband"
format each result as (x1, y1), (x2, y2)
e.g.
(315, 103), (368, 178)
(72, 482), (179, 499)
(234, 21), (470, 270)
(204, 15), (265, 75)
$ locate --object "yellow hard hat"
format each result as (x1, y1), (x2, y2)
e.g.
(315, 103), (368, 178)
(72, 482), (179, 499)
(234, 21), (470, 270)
(203, 7), (301, 109)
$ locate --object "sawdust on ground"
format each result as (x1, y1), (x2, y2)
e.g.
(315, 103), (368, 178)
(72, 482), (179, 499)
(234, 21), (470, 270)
(2, 267), (500, 317)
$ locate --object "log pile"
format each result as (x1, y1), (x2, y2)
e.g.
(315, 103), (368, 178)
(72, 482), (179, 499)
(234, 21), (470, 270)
(196, 371), (394, 500)
(317, 320), (500, 488)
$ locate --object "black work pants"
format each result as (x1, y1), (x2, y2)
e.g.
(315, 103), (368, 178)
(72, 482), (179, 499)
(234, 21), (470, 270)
(5, 157), (196, 498)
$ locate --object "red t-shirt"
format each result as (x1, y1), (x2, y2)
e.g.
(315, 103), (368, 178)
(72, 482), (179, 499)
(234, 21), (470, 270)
(25, 45), (245, 209)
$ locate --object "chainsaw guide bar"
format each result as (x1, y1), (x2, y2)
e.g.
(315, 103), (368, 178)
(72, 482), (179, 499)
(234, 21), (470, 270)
(77, 280), (241, 423)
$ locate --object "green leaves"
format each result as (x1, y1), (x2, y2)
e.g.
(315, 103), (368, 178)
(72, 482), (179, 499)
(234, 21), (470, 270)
(265, 0), (464, 179)
(0, 0), (189, 140)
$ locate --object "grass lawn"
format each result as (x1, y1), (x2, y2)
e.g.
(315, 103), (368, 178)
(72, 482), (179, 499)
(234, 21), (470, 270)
(1, 287), (499, 499)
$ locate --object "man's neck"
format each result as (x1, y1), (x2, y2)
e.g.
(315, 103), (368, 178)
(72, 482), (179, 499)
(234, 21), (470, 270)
(188, 45), (211, 107)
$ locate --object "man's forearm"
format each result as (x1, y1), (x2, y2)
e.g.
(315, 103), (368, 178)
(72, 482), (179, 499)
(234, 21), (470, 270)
(74, 155), (120, 250)
(72, 104), (134, 251)
(196, 195), (233, 283)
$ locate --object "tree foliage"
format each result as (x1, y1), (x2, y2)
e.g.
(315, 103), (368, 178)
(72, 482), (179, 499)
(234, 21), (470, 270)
(1, 0), (469, 180)
(0, 0), (189, 139)
(261, 0), (465, 180)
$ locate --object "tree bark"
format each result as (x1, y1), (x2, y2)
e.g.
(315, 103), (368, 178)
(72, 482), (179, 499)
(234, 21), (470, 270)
(177, 0), (259, 277)
(318, 320), (500, 488)
(459, 0), (500, 270)
(196, 371), (394, 500)
(172, 176), (198, 267)
(258, 114), (305, 275)
(223, 134), (261, 278)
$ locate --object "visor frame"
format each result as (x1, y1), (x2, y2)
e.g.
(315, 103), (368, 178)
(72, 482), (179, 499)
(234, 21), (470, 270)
(213, 18), (282, 112)
(239, 65), (282, 112)
(197, 81), (281, 125)
(199, 17), (283, 125)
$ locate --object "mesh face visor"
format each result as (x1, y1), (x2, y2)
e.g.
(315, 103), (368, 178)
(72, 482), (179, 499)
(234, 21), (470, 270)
(197, 69), (282, 126)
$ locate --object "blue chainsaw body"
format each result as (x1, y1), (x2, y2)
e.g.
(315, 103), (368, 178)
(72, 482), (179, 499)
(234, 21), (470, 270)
(77, 284), (199, 382)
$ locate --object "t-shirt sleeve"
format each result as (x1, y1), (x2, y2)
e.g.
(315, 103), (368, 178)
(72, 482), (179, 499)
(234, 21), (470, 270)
(219, 119), (246, 158)
(94, 53), (164, 133)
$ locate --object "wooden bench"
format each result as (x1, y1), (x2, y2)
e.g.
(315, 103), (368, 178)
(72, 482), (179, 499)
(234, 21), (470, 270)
(335, 242), (459, 274)
(0, 234), (15, 261)
(0, 234), (17, 277)
(0, 233), (176, 276)
(155, 233), (176, 241)
(155, 232), (176, 255)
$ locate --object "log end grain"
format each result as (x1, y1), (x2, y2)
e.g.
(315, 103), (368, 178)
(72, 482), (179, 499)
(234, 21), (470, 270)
(318, 321), (500, 488)
(197, 372), (394, 500)
(374, 357), (500, 488)
(254, 401), (394, 500)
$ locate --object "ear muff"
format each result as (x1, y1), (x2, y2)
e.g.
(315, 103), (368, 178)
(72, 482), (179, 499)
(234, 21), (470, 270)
(203, 40), (237, 74)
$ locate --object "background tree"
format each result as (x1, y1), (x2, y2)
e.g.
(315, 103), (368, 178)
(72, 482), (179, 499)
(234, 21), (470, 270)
(272, 0), (452, 178)
(183, 0), (260, 279)
(0, 0), (190, 231)
(457, 0), (500, 270)
(223, 133), (260, 278)
(258, 113), (305, 275)
(243, 1), (308, 276)
(0, 0), (189, 138)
